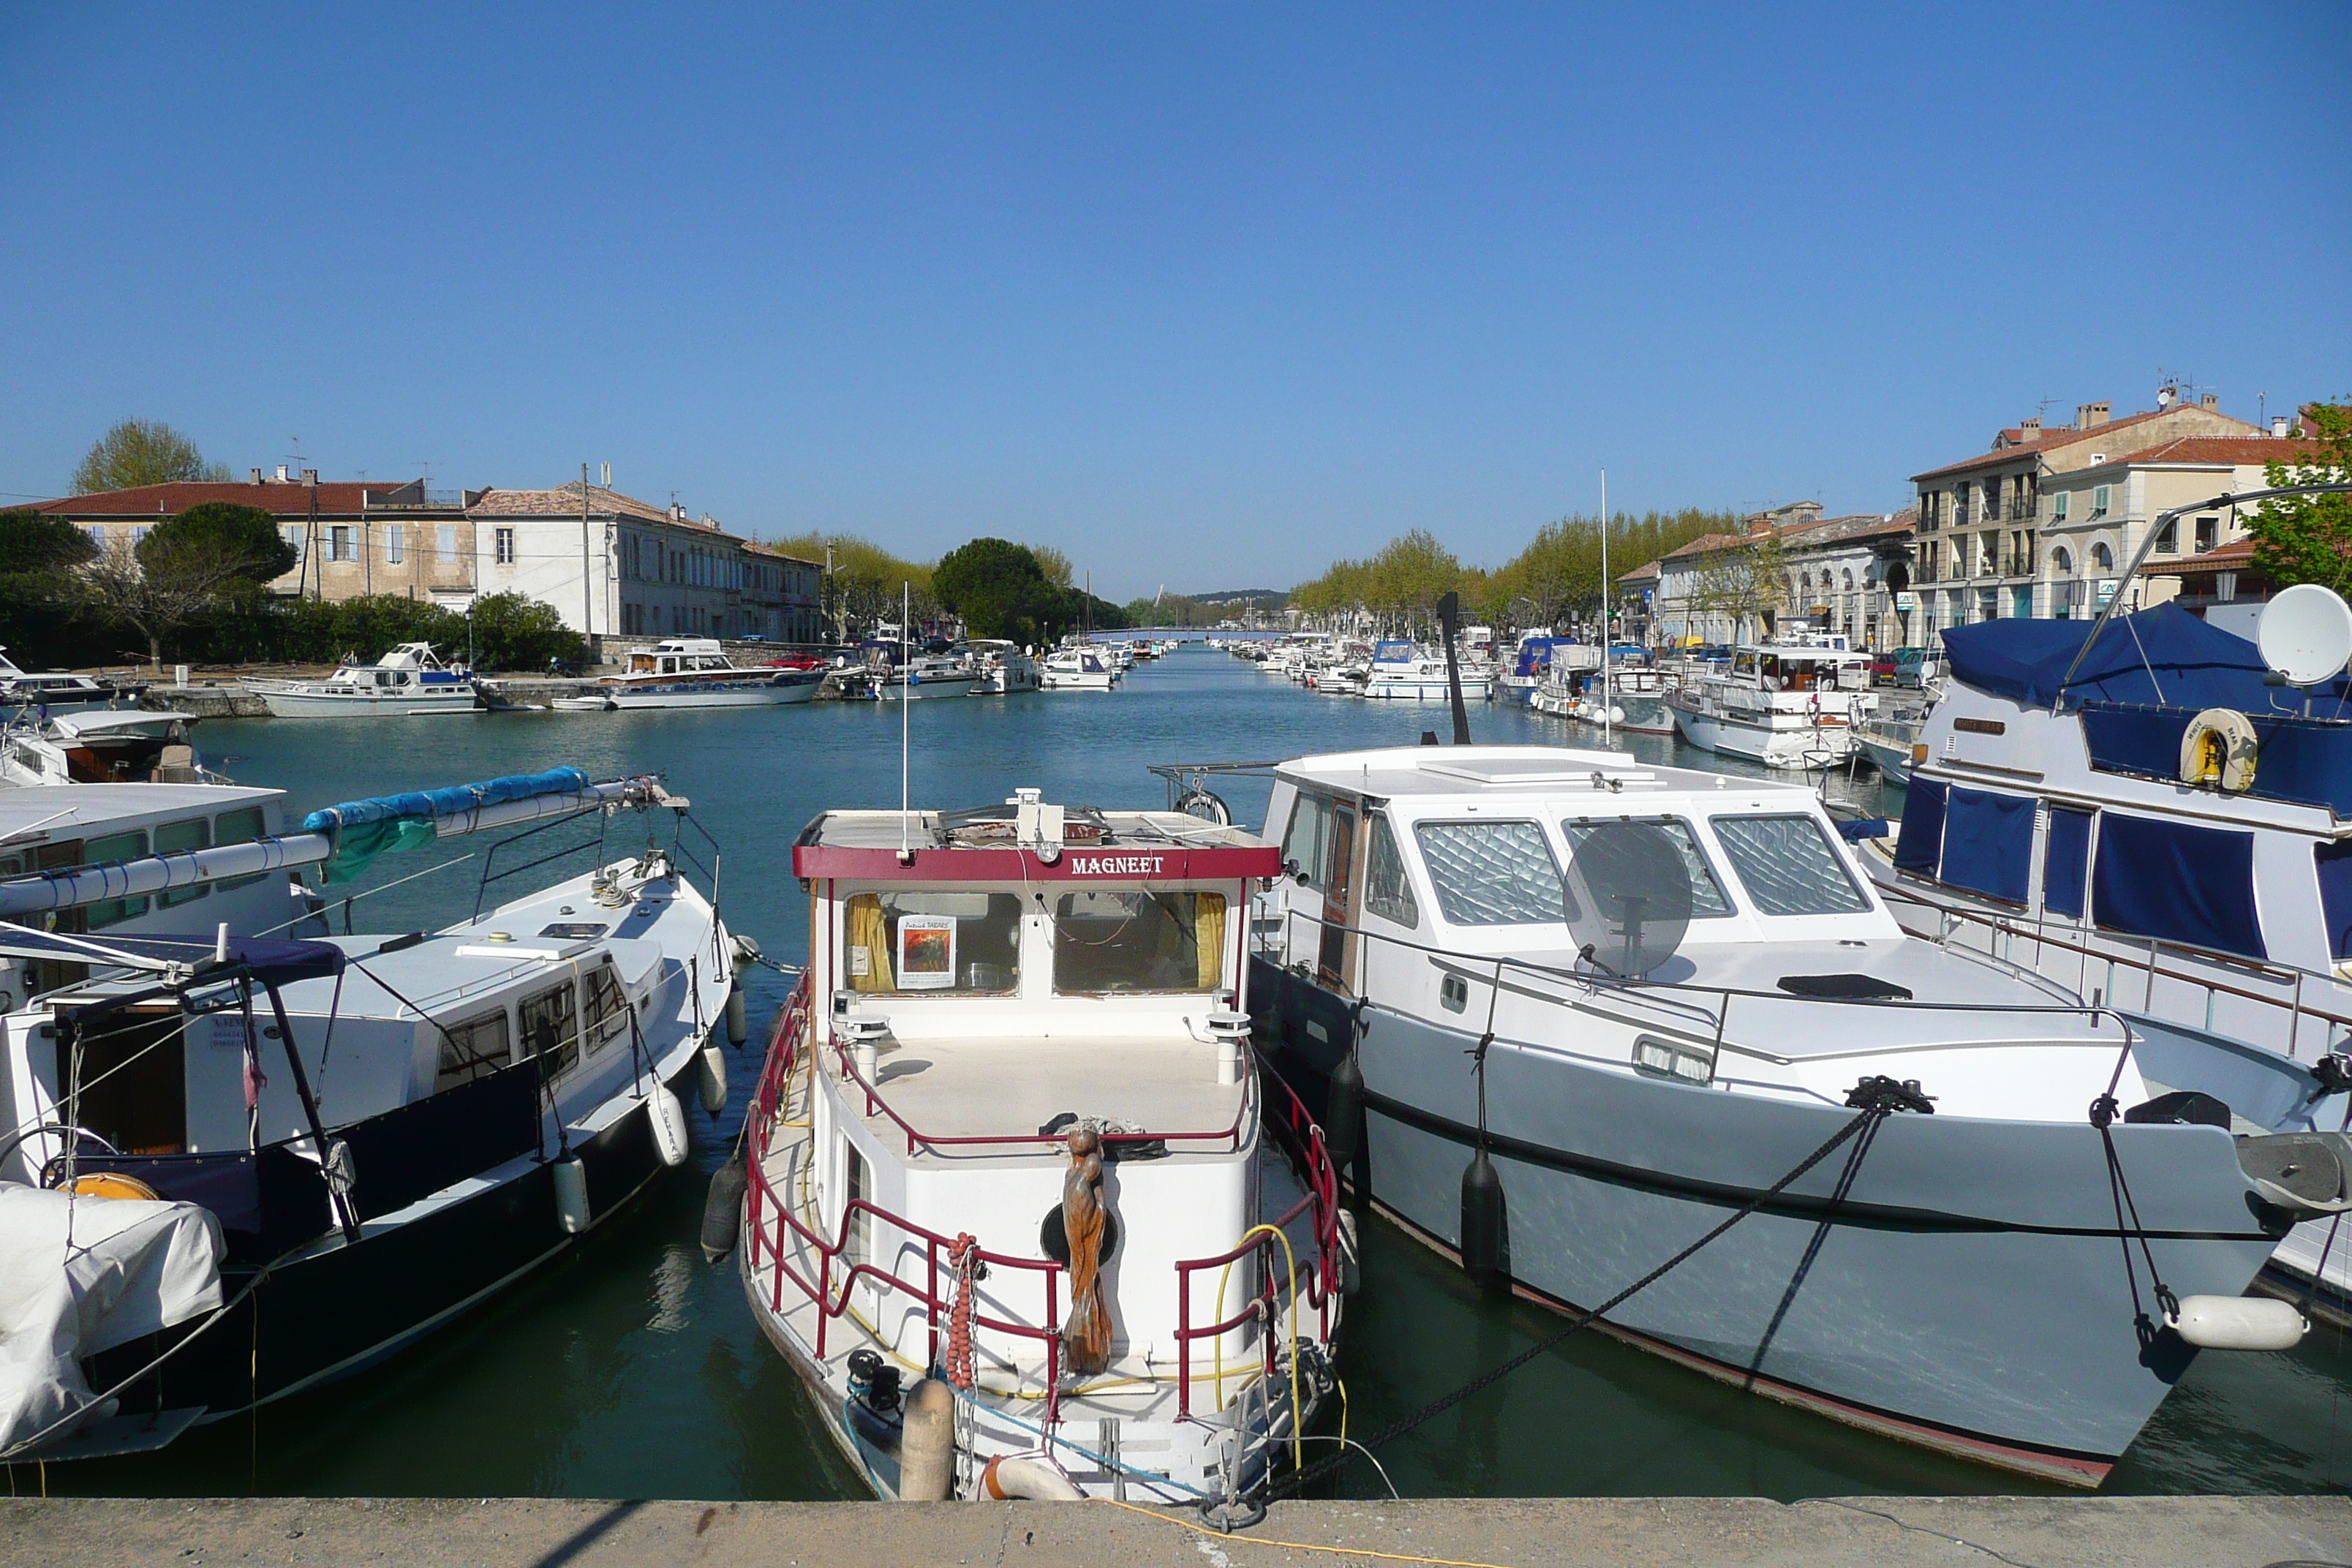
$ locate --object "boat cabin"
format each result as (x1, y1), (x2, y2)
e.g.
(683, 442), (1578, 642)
(628, 638), (736, 676)
(1726, 644), (1873, 694)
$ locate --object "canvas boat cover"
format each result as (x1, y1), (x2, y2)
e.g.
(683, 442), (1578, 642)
(301, 766), (592, 882)
(1940, 602), (2352, 712)
(0, 1183), (225, 1452)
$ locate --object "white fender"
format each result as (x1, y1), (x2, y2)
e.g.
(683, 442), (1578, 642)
(552, 1154), (592, 1235)
(648, 1085), (691, 1168)
(697, 1044), (729, 1115)
(979, 1452), (1084, 1501)
(2180, 707), (2258, 792)
(2167, 1294), (2307, 1351)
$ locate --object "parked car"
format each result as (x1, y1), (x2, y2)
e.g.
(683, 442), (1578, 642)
(1872, 650), (1899, 684)
(1893, 647), (1940, 688)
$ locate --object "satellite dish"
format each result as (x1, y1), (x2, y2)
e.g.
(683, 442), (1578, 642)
(1563, 820), (1693, 980)
(2257, 583), (2352, 687)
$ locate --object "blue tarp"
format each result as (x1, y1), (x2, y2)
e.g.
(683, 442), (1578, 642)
(0, 928), (342, 986)
(1512, 639), (1560, 677)
(1942, 602), (2352, 711)
(2043, 806), (2092, 919)
(2318, 842), (2352, 962)
(2078, 703), (2352, 816)
(303, 766), (590, 883)
(1940, 787), (2035, 905)
(1893, 778), (1946, 875)
(2092, 813), (2266, 961)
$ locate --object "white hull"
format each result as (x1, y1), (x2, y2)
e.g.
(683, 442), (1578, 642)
(606, 680), (817, 709)
(1670, 701), (1854, 766)
(245, 687), (481, 717)
(1360, 678), (1493, 701)
(1041, 672), (1117, 690)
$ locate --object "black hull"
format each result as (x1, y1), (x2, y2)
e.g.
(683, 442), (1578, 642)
(83, 1068), (687, 1426)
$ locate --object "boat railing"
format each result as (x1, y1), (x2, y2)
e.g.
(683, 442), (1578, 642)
(748, 974), (1342, 1428)
(1878, 881), (2352, 1058)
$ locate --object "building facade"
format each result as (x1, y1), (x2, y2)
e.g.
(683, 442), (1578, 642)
(1908, 392), (2264, 638)
(1651, 502), (1915, 649)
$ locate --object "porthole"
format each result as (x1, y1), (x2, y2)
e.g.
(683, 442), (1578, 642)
(1440, 974), (1469, 1014)
(1632, 1034), (1715, 1087)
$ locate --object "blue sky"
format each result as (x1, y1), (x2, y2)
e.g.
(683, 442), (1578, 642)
(3, 4), (2345, 600)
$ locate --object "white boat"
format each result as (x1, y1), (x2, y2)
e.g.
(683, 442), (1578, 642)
(0, 767), (736, 1462)
(962, 641), (1041, 695)
(592, 638), (821, 709)
(1360, 640), (1493, 701)
(241, 644), (482, 718)
(1667, 636), (1876, 766)
(0, 650), (145, 715)
(1850, 695), (1934, 784)
(1847, 593), (2352, 1321)
(734, 792), (1342, 1507)
(0, 709), (224, 788)
(1254, 742), (2344, 1487)
(1040, 649), (1120, 690)
(1499, 633), (1560, 708)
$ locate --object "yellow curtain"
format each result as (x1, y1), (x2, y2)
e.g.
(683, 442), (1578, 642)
(1194, 893), (1226, 991)
(845, 893), (894, 992)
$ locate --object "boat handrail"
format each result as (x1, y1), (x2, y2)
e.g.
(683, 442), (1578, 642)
(745, 977), (1341, 1429)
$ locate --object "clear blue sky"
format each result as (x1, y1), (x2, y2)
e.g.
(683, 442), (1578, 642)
(3, 4), (2345, 600)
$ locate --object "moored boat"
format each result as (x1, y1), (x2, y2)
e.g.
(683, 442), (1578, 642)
(241, 644), (481, 718)
(1040, 648), (1120, 690)
(592, 638), (821, 708)
(1667, 636), (1875, 766)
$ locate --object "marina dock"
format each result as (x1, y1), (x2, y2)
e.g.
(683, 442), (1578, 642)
(4, 1494), (2347, 1567)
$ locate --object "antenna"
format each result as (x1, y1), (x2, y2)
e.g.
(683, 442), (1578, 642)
(899, 581), (913, 865)
(2258, 584), (2352, 687)
(601, 462), (611, 488)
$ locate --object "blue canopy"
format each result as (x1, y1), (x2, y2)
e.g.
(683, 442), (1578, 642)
(1942, 603), (2351, 711)
(302, 766), (591, 883)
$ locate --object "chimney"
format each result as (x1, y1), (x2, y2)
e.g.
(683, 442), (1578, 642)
(2200, 393), (2220, 411)
(301, 469), (318, 487)
(2020, 416), (2041, 437)
(1746, 513), (1773, 538)
(249, 467), (263, 485)
(2273, 415), (2291, 437)
(2156, 384), (2176, 409)
(274, 464), (290, 482)
(2076, 401), (2111, 430)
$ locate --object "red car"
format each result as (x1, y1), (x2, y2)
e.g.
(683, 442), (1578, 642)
(764, 655), (826, 672)
(1872, 651), (1898, 684)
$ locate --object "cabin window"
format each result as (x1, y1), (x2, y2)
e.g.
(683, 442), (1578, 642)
(154, 817), (211, 908)
(519, 980), (581, 1077)
(843, 891), (1022, 995)
(1936, 788), (2035, 906)
(1708, 815), (1869, 916)
(1052, 892), (1226, 993)
(2092, 814), (2265, 960)
(83, 829), (151, 930)
(2043, 807), (2094, 919)
(213, 805), (269, 891)
(582, 960), (630, 1055)
(1564, 818), (1734, 916)
(1281, 794), (1335, 890)
(1413, 821), (1571, 927)
(435, 1009), (513, 1093)
(843, 1143), (871, 1270)
(1362, 815), (1419, 928)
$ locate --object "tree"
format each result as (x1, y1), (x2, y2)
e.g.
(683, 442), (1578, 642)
(71, 419), (231, 494)
(2247, 402), (2352, 595)
(933, 538), (1058, 643)
(1028, 544), (1075, 587)
(146, 502), (298, 587)
(765, 531), (935, 640)
(470, 591), (584, 672)
(1686, 532), (1789, 644)
(0, 510), (98, 578)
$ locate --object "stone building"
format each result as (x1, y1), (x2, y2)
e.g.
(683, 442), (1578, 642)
(1651, 502), (1916, 649)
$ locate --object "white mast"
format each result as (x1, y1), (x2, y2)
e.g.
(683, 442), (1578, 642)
(1599, 469), (1611, 747)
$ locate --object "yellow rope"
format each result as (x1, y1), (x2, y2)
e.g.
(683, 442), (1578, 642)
(1211, 1223), (1301, 1470)
(1091, 1496), (1519, 1568)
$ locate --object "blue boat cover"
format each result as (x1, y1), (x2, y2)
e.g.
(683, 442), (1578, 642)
(302, 766), (590, 883)
(0, 928), (342, 985)
(1512, 638), (1559, 677)
(1942, 602), (2351, 711)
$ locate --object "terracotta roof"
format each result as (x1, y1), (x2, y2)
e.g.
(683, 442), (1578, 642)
(34, 480), (429, 517)
(1659, 509), (1915, 563)
(2080, 436), (2328, 470)
(744, 542), (823, 567)
(1909, 407), (2263, 483)
(467, 481), (679, 525)
(1660, 532), (1744, 561)
(1616, 559), (1662, 584)
(2141, 536), (2259, 576)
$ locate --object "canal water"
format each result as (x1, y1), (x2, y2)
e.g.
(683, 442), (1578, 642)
(28, 647), (2351, 1500)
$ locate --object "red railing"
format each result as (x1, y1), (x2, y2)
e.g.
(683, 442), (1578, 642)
(743, 973), (1342, 1430)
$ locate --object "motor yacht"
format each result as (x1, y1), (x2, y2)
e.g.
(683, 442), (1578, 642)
(1360, 640), (1493, 701)
(1251, 743), (2343, 1486)
(0, 710), (225, 788)
(735, 793), (1342, 1507)
(588, 638), (822, 708)
(0, 651), (146, 715)
(961, 641), (1041, 695)
(1667, 635), (1876, 766)
(241, 644), (481, 718)
(1040, 649), (1120, 690)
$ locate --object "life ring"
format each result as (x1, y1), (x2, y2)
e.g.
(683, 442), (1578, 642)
(2179, 707), (2258, 792)
(55, 1171), (161, 1202)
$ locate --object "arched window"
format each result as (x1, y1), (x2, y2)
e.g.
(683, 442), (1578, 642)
(2092, 541), (2114, 570)
(2052, 546), (2073, 576)
(1841, 568), (1855, 591)
(1800, 573), (1812, 593)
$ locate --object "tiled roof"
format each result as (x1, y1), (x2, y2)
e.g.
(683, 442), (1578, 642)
(2082, 437), (2328, 470)
(1910, 407), (2264, 483)
(467, 481), (677, 525)
(1659, 532), (1745, 561)
(2141, 536), (2259, 576)
(1659, 510), (1915, 563)
(34, 480), (426, 517)
(745, 542), (823, 567)
(1616, 558), (1662, 584)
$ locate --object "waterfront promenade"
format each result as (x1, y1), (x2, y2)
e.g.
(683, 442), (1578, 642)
(4, 1494), (2348, 1567)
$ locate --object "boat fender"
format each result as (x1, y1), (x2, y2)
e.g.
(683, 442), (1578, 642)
(648, 1085), (692, 1169)
(699, 1150), (747, 1262)
(1335, 1208), (1362, 1296)
(2236, 1131), (2352, 1215)
(2166, 1294), (2308, 1351)
(552, 1154), (592, 1235)
(697, 1043), (729, 1115)
(725, 987), (749, 1047)
(730, 932), (763, 970)
(979, 1452), (1084, 1501)
(1323, 1051), (1365, 1175)
(897, 1377), (957, 1501)
(1459, 1148), (1510, 1292)
(2179, 707), (2258, 792)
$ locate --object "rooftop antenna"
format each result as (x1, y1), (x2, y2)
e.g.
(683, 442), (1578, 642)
(898, 580), (913, 865)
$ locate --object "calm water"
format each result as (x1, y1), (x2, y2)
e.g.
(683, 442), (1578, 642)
(24, 648), (2352, 1500)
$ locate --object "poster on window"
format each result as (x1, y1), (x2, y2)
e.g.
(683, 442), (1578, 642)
(896, 916), (957, 990)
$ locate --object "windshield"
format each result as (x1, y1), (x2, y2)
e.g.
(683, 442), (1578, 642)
(1564, 817), (1733, 916)
(1052, 892), (1226, 992)
(1414, 820), (1572, 926)
(843, 891), (1023, 994)
(1708, 815), (1870, 916)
